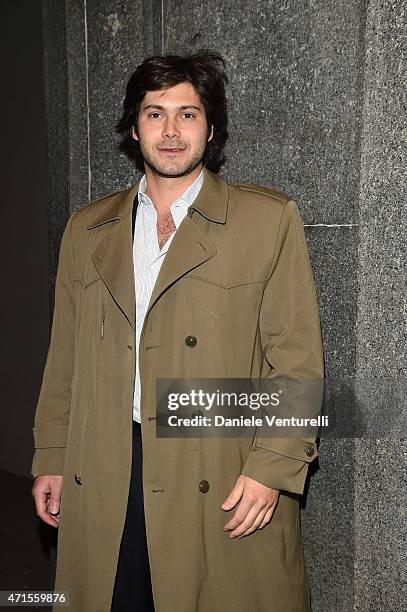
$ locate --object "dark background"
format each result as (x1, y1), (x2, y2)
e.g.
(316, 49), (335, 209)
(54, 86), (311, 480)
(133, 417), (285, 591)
(0, 0), (54, 597)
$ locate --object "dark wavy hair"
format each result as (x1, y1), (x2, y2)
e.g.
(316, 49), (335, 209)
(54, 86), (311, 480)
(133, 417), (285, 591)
(116, 49), (229, 174)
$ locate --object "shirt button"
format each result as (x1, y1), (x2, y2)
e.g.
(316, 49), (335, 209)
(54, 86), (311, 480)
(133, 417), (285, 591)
(199, 480), (210, 493)
(185, 335), (197, 348)
(74, 474), (82, 485)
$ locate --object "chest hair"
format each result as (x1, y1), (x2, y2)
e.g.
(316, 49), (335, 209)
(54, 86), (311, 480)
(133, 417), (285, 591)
(156, 209), (177, 250)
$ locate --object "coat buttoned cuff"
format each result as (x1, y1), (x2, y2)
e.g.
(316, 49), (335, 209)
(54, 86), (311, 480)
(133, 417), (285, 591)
(33, 426), (69, 448)
(31, 426), (68, 478)
(31, 448), (66, 479)
(241, 439), (318, 495)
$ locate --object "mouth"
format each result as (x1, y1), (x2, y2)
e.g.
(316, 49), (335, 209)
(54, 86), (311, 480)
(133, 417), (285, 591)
(158, 147), (186, 154)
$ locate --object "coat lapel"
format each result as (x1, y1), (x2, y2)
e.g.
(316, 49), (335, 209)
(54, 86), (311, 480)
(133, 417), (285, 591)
(143, 168), (229, 321)
(87, 167), (229, 330)
(88, 184), (139, 329)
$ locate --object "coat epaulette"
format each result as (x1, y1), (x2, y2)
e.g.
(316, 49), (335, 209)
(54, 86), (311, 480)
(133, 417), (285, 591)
(239, 183), (292, 205)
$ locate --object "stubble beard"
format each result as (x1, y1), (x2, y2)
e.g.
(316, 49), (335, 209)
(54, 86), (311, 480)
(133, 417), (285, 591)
(138, 140), (207, 179)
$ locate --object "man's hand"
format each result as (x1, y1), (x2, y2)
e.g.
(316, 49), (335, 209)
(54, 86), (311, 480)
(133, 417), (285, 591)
(221, 475), (279, 538)
(32, 475), (64, 528)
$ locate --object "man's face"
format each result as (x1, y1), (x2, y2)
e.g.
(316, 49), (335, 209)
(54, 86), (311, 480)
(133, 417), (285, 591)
(131, 82), (213, 178)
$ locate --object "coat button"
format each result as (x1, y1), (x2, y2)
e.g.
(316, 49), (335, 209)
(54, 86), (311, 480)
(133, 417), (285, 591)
(74, 474), (82, 485)
(199, 480), (210, 493)
(305, 446), (315, 458)
(185, 335), (197, 348)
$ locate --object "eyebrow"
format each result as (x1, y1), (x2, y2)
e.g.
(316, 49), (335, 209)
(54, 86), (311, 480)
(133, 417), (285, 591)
(142, 104), (202, 112)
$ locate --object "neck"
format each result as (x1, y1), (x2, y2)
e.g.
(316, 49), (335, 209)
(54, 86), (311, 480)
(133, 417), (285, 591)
(144, 165), (203, 214)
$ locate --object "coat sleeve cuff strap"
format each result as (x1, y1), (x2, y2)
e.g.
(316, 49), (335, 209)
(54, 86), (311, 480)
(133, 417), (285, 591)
(241, 438), (318, 495)
(33, 426), (69, 448)
(31, 448), (66, 479)
(252, 437), (318, 462)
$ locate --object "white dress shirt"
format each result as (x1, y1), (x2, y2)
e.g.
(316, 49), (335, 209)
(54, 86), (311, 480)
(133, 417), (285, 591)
(132, 169), (204, 422)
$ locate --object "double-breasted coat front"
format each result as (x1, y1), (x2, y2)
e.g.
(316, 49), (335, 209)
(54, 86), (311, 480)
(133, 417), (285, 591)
(32, 167), (324, 612)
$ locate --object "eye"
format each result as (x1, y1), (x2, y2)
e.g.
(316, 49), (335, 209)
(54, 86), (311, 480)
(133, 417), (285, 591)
(182, 113), (195, 119)
(148, 112), (162, 119)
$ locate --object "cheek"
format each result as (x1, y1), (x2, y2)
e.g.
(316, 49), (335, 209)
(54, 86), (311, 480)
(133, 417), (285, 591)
(187, 125), (210, 148)
(137, 126), (159, 147)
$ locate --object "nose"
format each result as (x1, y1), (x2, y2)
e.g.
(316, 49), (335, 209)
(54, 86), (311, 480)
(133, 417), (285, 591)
(162, 116), (180, 140)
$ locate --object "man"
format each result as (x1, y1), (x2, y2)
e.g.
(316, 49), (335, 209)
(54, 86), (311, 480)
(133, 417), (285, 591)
(32, 49), (324, 612)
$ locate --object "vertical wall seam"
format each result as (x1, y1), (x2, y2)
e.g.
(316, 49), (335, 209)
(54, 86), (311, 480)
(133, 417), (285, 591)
(150, 0), (164, 54)
(161, 0), (164, 53)
(83, 0), (92, 201)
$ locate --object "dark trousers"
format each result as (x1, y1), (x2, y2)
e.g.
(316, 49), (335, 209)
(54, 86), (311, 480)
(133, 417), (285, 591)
(111, 420), (155, 611)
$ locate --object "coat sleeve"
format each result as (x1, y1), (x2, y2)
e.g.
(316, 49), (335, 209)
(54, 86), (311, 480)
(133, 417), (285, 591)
(241, 199), (324, 495)
(31, 212), (77, 478)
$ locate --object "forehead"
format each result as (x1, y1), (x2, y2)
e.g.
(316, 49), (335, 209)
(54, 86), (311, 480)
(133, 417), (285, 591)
(141, 82), (203, 109)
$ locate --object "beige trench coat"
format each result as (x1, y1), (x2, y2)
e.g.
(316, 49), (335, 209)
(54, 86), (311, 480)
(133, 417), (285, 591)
(32, 167), (324, 612)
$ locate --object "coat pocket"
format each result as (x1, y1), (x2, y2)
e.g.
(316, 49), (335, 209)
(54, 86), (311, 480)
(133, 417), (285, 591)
(82, 259), (103, 288)
(184, 273), (268, 290)
(100, 297), (106, 339)
(72, 406), (90, 488)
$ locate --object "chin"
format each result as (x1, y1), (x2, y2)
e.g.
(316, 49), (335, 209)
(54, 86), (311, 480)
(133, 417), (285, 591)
(150, 160), (194, 178)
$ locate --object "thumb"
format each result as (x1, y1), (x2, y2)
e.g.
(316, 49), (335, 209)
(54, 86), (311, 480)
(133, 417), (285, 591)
(47, 480), (62, 515)
(47, 503), (60, 516)
(221, 477), (244, 510)
(47, 496), (60, 515)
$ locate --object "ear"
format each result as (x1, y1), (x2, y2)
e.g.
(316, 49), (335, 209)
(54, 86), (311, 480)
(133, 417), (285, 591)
(207, 124), (214, 143)
(131, 125), (139, 141)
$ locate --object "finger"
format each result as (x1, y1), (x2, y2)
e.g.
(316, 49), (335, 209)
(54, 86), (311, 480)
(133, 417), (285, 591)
(47, 499), (60, 516)
(221, 478), (245, 511)
(32, 481), (59, 528)
(237, 503), (275, 538)
(46, 478), (63, 515)
(32, 484), (48, 517)
(238, 500), (277, 537)
(258, 506), (275, 530)
(36, 501), (60, 528)
(47, 506), (60, 517)
(224, 494), (257, 531)
(42, 513), (60, 527)
(228, 500), (269, 538)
